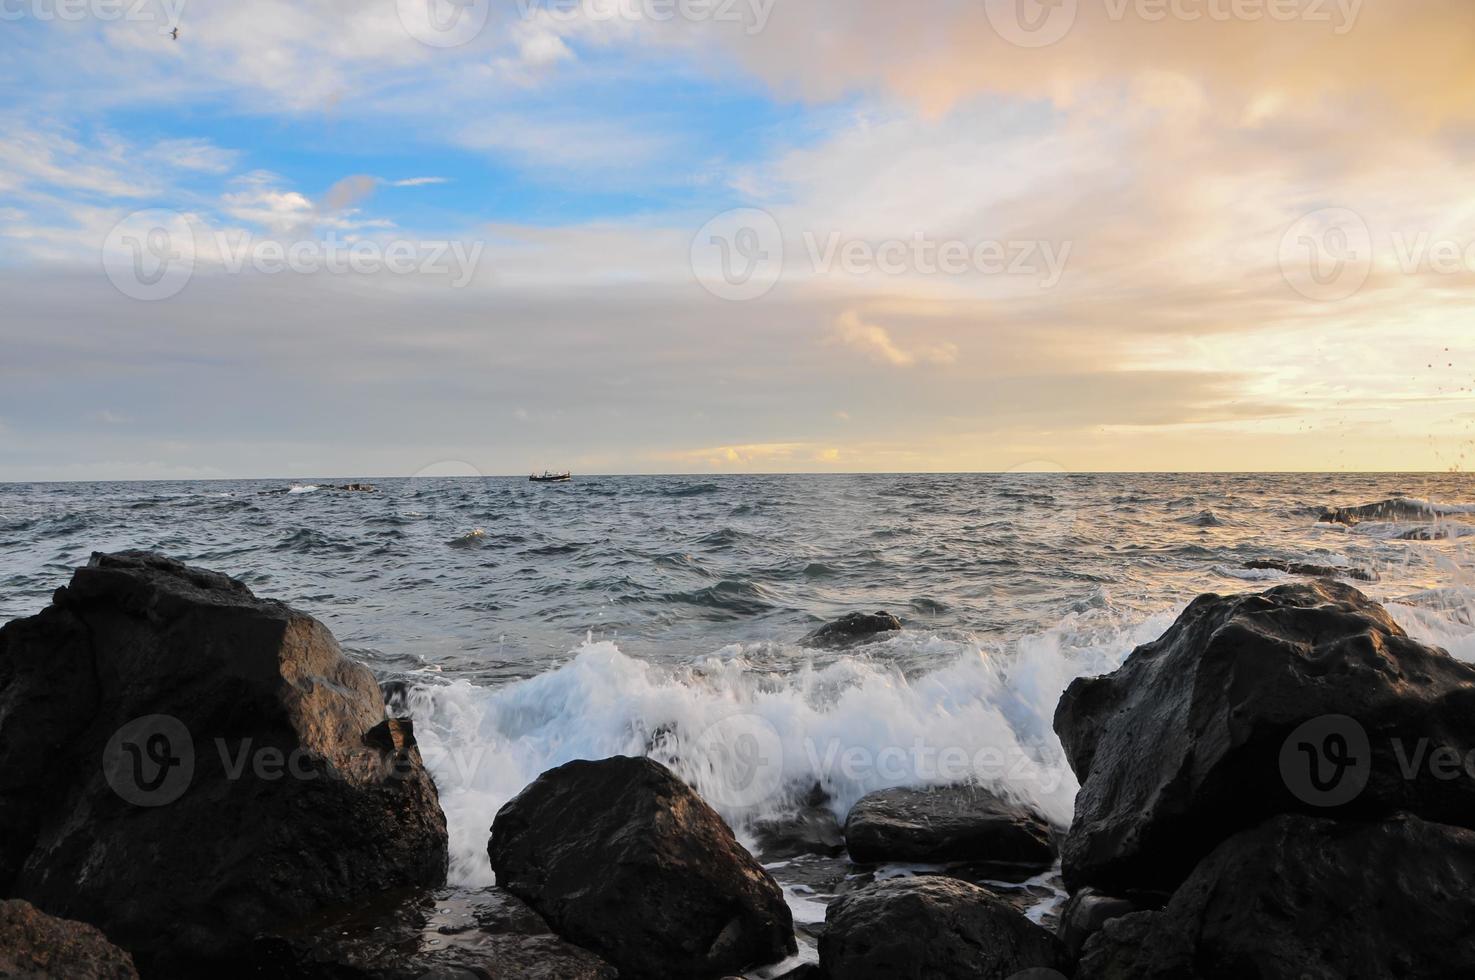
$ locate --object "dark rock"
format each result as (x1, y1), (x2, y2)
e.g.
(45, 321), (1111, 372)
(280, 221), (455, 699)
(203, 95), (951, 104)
(1318, 497), (1441, 525)
(752, 783), (846, 860)
(800, 611), (902, 649)
(843, 785), (1056, 870)
(0, 899), (138, 980)
(1077, 813), (1475, 980)
(770, 966), (822, 980)
(1056, 888), (1139, 961)
(1243, 558), (1377, 582)
(253, 886), (615, 980)
(1054, 579), (1475, 894)
(489, 756), (796, 980)
(0, 552), (448, 974)
(817, 876), (1067, 980)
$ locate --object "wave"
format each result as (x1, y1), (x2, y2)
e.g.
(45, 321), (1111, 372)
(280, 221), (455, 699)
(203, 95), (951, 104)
(405, 608), (1180, 886)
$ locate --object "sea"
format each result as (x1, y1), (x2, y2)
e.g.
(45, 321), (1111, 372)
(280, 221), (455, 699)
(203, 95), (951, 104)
(4, 472), (1474, 945)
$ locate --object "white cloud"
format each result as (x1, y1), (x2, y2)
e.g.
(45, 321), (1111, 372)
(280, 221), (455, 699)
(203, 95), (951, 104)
(832, 311), (957, 367)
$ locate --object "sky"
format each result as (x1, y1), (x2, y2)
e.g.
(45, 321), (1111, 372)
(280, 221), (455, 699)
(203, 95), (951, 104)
(2, 0), (1474, 479)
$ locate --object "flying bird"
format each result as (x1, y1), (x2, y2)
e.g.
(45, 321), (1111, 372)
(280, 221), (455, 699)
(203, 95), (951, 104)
(169, 27), (179, 40)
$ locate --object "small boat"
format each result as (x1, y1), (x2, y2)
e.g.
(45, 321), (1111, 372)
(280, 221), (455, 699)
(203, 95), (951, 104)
(530, 471), (572, 483)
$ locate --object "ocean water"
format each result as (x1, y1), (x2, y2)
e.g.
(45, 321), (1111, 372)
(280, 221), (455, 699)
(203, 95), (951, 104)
(4, 472), (1475, 911)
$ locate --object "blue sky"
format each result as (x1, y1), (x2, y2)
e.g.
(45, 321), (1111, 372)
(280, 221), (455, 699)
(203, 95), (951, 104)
(2, 0), (1473, 478)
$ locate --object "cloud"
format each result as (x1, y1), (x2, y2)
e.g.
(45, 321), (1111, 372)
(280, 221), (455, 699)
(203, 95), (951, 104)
(832, 311), (957, 367)
(390, 177), (448, 187)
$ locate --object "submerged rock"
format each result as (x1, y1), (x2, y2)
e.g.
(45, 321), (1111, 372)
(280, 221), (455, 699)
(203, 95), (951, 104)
(1318, 497), (1441, 525)
(1054, 579), (1475, 894)
(842, 785), (1056, 870)
(1243, 558), (1377, 582)
(0, 552), (448, 974)
(254, 886), (615, 980)
(489, 756), (796, 980)
(1076, 813), (1475, 980)
(817, 876), (1067, 980)
(0, 900), (138, 980)
(800, 611), (902, 648)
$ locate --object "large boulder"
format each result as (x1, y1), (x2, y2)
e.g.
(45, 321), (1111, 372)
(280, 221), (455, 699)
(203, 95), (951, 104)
(843, 785), (1056, 869)
(0, 899), (138, 980)
(1077, 813), (1475, 980)
(0, 552), (448, 973)
(1054, 579), (1475, 893)
(800, 611), (902, 648)
(817, 876), (1067, 980)
(254, 886), (615, 979)
(489, 756), (796, 980)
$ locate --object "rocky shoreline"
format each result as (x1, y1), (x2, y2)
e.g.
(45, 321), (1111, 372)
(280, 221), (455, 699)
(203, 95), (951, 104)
(2, 552), (1470, 978)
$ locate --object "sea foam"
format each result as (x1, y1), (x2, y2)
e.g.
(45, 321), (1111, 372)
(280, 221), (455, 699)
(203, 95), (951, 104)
(408, 608), (1180, 886)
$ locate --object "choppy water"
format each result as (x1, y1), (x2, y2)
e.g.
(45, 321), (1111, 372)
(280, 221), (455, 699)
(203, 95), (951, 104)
(4, 473), (1475, 925)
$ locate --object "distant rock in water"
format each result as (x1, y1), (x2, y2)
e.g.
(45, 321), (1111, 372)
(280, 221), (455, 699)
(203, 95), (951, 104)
(801, 610), (902, 648)
(489, 756), (796, 980)
(260, 482), (377, 495)
(254, 886), (616, 980)
(1054, 578), (1475, 895)
(1243, 558), (1377, 582)
(818, 876), (1068, 980)
(0, 900), (138, 980)
(1318, 497), (1441, 525)
(0, 551), (448, 974)
(1076, 814), (1475, 980)
(842, 785), (1056, 870)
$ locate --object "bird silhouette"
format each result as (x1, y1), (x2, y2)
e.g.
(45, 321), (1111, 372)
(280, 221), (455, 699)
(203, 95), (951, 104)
(169, 27), (179, 40)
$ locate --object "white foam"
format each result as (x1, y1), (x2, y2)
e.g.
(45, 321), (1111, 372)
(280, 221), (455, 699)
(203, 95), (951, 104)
(288, 484), (320, 495)
(407, 607), (1178, 886)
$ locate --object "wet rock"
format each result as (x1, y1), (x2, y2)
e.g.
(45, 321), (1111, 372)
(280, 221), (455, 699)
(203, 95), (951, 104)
(1243, 558), (1377, 582)
(843, 785), (1056, 870)
(253, 886), (615, 980)
(0, 899), (138, 980)
(752, 785), (846, 860)
(1318, 497), (1441, 525)
(489, 756), (796, 980)
(1054, 579), (1475, 894)
(0, 552), (448, 974)
(1056, 887), (1139, 961)
(800, 611), (902, 649)
(817, 876), (1067, 980)
(1076, 813), (1475, 980)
